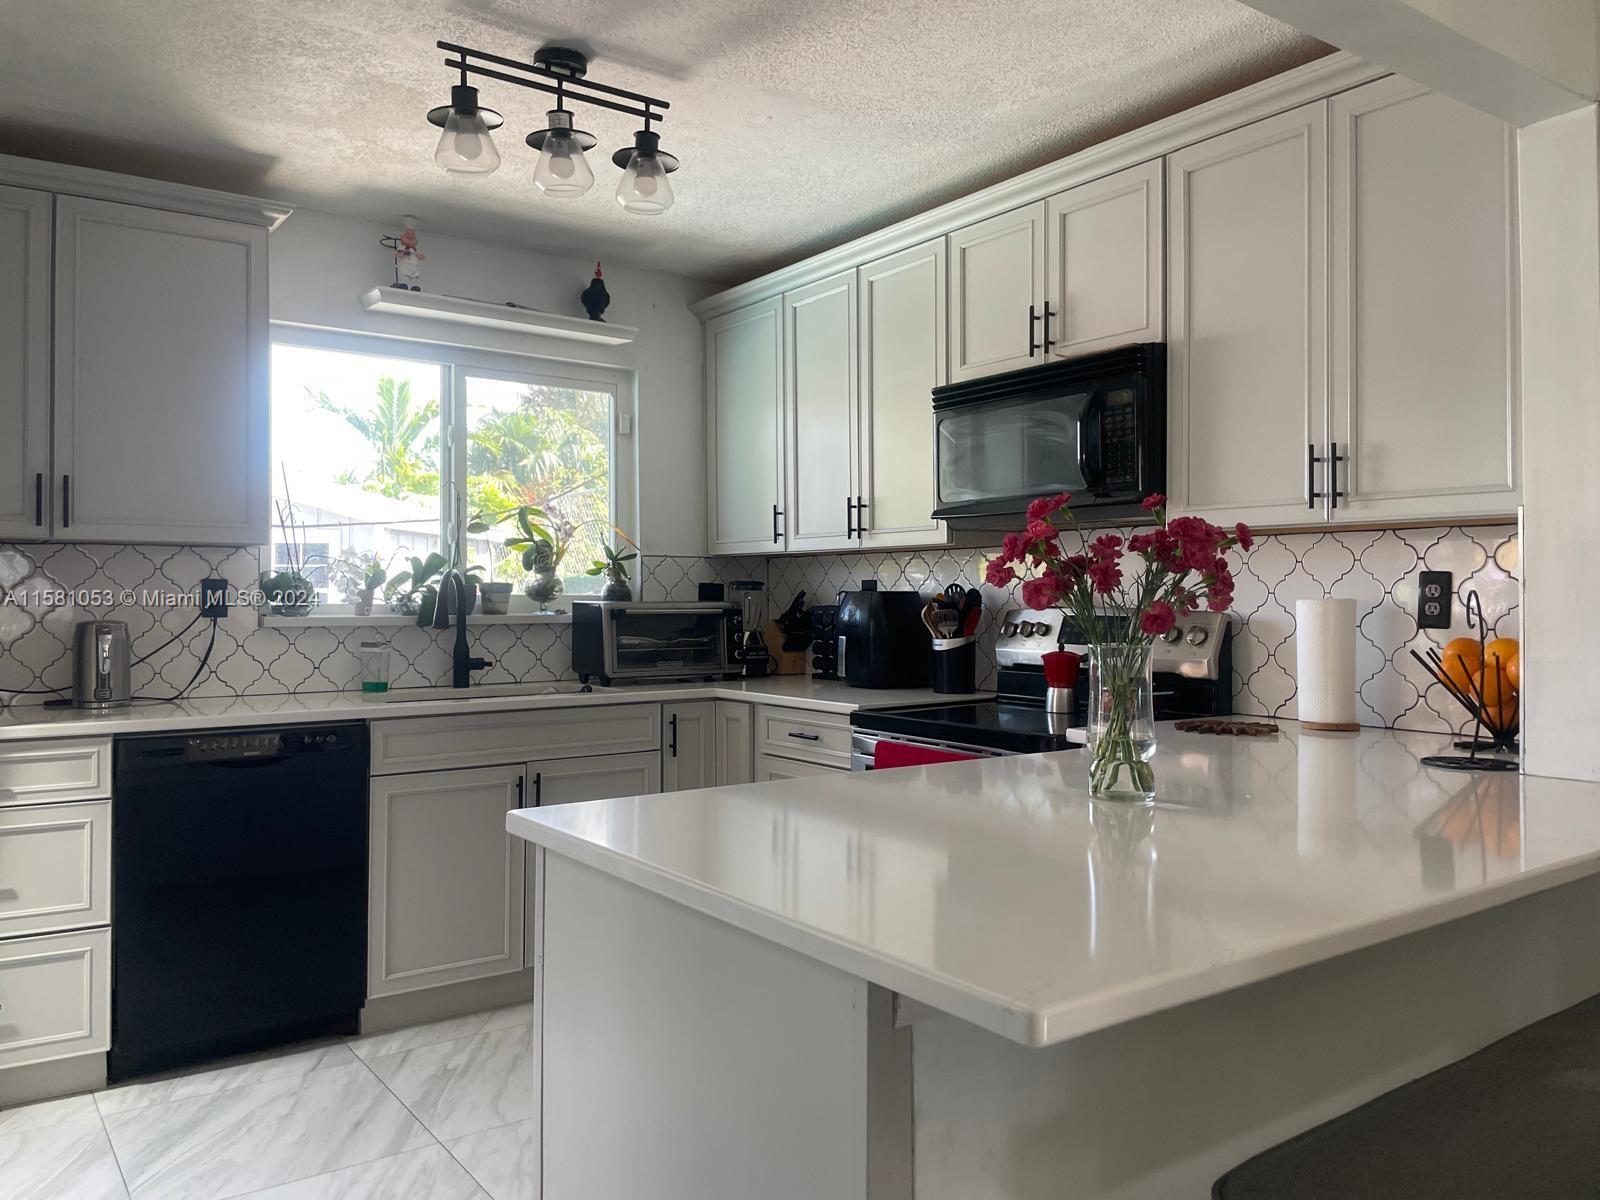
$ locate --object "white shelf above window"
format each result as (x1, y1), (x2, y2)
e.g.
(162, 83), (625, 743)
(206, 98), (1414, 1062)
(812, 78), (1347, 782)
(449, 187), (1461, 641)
(360, 287), (637, 346)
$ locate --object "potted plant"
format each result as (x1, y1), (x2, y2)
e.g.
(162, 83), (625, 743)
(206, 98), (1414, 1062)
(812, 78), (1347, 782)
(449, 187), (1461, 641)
(988, 493), (1251, 803)
(468, 505), (575, 610)
(330, 551), (388, 617)
(259, 568), (317, 617)
(385, 553), (486, 625)
(587, 531), (639, 602)
(261, 488), (319, 617)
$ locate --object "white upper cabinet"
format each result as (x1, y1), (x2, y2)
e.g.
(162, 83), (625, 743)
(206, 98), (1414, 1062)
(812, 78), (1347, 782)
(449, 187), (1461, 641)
(0, 185), (51, 540)
(706, 298), (785, 555)
(1045, 160), (1164, 360)
(947, 201), (1047, 382)
(1167, 102), (1329, 528)
(1329, 77), (1519, 522)
(53, 196), (268, 545)
(856, 238), (947, 549)
(783, 270), (858, 552)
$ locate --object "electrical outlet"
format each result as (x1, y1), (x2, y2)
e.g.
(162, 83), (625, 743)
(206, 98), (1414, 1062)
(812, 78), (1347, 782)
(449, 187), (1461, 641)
(200, 577), (229, 619)
(1417, 571), (1452, 629)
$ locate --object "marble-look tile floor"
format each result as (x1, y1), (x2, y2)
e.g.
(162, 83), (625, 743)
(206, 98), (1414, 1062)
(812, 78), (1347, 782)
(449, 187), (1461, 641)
(0, 1002), (538, 1200)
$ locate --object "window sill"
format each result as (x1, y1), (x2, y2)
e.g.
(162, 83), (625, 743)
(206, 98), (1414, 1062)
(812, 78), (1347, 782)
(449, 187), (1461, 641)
(257, 611), (572, 629)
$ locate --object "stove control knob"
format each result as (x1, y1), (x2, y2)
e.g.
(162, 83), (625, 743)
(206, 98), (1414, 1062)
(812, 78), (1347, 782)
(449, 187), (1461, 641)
(1002, 621), (1019, 638)
(1186, 627), (1209, 647)
(1017, 621), (1034, 638)
(1162, 627), (1182, 644)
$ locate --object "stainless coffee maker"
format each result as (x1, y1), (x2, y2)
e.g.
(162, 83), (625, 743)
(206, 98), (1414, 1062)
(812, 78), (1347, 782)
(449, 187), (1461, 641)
(73, 620), (132, 709)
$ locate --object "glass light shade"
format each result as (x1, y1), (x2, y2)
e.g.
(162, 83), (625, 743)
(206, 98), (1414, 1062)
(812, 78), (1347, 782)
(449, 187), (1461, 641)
(434, 110), (501, 177)
(533, 129), (595, 197)
(616, 152), (674, 215)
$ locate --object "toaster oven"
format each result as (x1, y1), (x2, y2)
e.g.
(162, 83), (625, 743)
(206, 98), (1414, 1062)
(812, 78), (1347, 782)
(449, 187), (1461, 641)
(571, 601), (741, 686)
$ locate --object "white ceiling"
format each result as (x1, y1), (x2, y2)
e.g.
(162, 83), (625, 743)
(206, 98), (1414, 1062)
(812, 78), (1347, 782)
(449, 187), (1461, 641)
(0, 1), (1326, 283)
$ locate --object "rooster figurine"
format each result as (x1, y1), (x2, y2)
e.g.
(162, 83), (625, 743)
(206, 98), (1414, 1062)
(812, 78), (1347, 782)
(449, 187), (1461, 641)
(580, 261), (611, 321)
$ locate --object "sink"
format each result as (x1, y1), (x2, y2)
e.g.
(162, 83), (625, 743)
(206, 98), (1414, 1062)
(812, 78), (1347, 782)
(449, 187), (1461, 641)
(381, 682), (597, 702)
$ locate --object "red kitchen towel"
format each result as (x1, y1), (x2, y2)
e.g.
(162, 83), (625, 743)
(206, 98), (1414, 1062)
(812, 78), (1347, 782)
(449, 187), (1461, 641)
(874, 741), (981, 770)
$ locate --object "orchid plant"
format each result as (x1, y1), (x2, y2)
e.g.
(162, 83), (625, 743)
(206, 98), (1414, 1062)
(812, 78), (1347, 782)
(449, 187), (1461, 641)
(987, 492), (1253, 799)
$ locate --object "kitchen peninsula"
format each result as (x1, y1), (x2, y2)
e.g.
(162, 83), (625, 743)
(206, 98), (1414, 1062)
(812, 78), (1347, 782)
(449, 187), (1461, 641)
(509, 725), (1600, 1200)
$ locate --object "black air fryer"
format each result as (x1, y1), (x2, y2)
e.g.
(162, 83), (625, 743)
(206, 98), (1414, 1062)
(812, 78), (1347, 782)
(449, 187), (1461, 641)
(835, 582), (932, 689)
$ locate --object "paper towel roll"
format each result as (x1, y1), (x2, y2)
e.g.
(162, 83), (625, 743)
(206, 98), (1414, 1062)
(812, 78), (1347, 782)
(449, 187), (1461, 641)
(1296, 598), (1358, 728)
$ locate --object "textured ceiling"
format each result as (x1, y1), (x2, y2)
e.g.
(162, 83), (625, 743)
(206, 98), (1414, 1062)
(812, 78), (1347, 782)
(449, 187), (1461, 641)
(0, 1), (1326, 283)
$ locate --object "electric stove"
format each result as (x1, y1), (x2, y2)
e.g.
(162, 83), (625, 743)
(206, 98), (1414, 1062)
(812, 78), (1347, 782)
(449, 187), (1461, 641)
(849, 608), (1234, 768)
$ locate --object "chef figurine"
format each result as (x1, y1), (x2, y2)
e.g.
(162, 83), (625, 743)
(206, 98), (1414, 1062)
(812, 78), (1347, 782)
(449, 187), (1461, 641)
(381, 217), (425, 291)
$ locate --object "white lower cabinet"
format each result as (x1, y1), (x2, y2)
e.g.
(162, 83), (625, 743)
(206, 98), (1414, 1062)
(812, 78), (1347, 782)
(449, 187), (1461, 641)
(662, 702), (717, 792)
(368, 764), (527, 999)
(755, 705), (853, 771)
(0, 801), (110, 938)
(532, 752), (662, 807)
(756, 754), (847, 781)
(715, 701), (754, 786)
(0, 927), (111, 1070)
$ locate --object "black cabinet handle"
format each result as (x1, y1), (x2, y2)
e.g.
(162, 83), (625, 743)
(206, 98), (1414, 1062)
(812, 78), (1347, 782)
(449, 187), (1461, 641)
(855, 494), (865, 541)
(772, 503), (783, 544)
(669, 713), (679, 758)
(787, 731), (821, 742)
(1028, 304), (1041, 356)
(1330, 441), (1346, 510)
(1043, 301), (1056, 353)
(533, 771), (543, 804)
(1307, 443), (1320, 510)
(517, 775), (524, 804)
(33, 473), (42, 527)
(61, 475), (70, 528)
(845, 496), (855, 540)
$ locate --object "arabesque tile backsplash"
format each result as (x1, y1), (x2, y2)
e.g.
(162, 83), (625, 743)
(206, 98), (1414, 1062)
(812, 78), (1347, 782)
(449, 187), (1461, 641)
(0, 526), (1517, 736)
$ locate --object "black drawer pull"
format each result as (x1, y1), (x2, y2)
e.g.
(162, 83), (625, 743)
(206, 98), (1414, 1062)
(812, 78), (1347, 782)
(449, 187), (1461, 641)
(786, 731), (821, 742)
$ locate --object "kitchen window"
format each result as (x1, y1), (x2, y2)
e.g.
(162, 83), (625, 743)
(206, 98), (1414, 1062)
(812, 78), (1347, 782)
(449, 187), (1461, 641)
(269, 333), (628, 611)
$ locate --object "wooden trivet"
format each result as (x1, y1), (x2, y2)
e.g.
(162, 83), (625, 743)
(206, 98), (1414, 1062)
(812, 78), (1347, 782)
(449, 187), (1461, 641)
(1173, 719), (1280, 737)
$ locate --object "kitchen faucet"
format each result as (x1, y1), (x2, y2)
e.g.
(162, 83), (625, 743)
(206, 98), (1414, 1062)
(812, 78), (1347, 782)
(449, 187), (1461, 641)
(432, 567), (492, 688)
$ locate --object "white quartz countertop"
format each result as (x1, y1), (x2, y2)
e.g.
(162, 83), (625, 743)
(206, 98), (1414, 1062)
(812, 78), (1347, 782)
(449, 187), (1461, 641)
(0, 676), (987, 740)
(509, 724), (1600, 1048)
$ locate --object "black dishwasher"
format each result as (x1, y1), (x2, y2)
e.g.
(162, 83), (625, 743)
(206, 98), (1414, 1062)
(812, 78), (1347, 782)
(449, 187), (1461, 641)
(110, 724), (368, 1080)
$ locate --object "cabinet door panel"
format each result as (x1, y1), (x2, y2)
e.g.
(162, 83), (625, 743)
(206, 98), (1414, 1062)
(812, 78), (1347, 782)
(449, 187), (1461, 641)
(1330, 78), (1518, 520)
(707, 299), (784, 554)
(368, 765), (526, 997)
(534, 751), (662, 806)
(662, 702), (717, 792)
(0, 186), (51, 540)
(714, 701), (753, 786)
(784, 270), (857, 552)
(858, 238), (947, 549)
(1168, 103), (1328, 527)
(53, 197), (268, 544)
(1046, 160), (1164, 359)
(947, 202), (1046, 382)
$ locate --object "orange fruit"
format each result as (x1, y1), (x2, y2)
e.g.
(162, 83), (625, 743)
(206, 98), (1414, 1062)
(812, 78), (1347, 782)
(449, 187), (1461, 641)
(1479, 700), (1518, 732)
(1475, 666), (1512, 708)
(1440, 639), (1481, 695)
(1505, 653), (1520, 691)
(1483, 637), (1519, 671)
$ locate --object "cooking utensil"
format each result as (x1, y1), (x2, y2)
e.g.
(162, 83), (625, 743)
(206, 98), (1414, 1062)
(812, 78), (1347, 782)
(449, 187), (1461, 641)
(957, 589), (981, 636)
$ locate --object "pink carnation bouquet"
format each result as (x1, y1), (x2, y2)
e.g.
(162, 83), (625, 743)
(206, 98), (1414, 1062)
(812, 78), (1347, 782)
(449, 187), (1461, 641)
(988, 492), (1252, 799)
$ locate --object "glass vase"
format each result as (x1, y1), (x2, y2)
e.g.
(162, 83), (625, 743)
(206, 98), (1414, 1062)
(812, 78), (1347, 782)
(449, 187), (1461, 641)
(1086, 643), (1158, 803)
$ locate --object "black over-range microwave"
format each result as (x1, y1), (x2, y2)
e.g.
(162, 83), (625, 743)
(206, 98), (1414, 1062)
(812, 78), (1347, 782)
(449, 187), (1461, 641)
(931, 342), (1165, 525)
